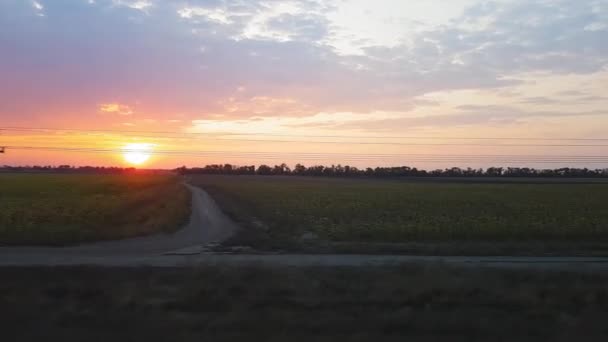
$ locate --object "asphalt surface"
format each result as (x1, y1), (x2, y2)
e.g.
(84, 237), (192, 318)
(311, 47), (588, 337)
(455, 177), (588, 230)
(2, 184), (608, 271)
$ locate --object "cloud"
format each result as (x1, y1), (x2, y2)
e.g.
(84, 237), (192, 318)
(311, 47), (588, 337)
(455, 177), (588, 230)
(32, 1), (43, 10)
(1, 0), (607, 134)
(99, 103), (134, 115)
(177, 1), (331, 43)
(177, 7), (232, 24)
(519, 97), (560, 105)
(328, 106), (608, 131)
(557, 90), (586, 97)
(585, 22), (607, 31)
(112, 0), (152, 11)
(31, 0), (44, 16)
(189, 111), (401, 134)
(575, 95), (608, 103)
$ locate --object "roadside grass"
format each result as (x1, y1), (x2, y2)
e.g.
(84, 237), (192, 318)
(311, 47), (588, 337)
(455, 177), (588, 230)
(0, 173), (191, 245)
(191, 175), (608, 254)
(2, 265), (608, 341)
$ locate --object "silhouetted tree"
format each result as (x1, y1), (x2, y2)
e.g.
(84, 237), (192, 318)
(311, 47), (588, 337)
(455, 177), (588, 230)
(171, 164), (608, 179)
(256, 164), (272, 175)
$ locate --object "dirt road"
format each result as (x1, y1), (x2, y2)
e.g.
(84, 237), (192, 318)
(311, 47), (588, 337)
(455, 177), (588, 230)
(3, 184), (608, 271)
(0, 184), (237, 256)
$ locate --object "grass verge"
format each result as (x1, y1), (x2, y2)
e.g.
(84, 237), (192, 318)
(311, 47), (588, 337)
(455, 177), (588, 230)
(2, 265), (608, 341)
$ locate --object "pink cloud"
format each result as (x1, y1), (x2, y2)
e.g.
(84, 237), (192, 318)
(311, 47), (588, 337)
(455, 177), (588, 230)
(99, 103), (134, 115)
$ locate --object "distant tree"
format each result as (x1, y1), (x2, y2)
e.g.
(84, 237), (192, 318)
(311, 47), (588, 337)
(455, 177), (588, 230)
(294, 163), (306, 175)
(486, 167), (504, 177)
(272, 163), (290, 175)
(257, 164), (272, 175)
(171, 164), (608, 179)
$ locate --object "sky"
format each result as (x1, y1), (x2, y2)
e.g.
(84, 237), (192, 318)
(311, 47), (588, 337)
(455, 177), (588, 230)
(0, 0), (607, 169)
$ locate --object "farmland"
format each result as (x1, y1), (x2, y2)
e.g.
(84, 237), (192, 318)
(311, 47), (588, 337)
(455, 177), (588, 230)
(3, 265), (608, 341)
(191, 175), (608, 253)
(0, 173), (190, 245)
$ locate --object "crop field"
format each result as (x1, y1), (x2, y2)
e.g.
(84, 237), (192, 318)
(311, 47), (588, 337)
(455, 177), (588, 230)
(3, 265), (608, 341)
(0, 173), (191, 245)
(191, 175), (608, 251)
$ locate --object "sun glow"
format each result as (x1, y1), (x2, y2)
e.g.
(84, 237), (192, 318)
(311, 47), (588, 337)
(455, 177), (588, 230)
(122, 143), (153, 165)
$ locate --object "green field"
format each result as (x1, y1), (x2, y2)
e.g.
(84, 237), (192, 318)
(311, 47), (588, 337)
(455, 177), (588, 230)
(0, 173), (191, 245)
(3, 265), (608, 341)
(191, 175), (608, 251)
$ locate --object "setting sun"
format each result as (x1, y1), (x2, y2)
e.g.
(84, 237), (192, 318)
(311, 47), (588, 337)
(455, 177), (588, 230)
(122, 143), (153, 165)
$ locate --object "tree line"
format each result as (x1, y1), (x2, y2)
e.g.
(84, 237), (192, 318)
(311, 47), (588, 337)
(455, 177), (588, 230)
(176, 164), (608, 178)
(3, 164), (607, 178)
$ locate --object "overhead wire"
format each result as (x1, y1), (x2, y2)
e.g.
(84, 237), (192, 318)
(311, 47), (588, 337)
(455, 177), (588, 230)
(2, 126), (608, 142)
(2, 128), (608, 147)
(4, 146), (608, 164)
(2, 126), (607, 166)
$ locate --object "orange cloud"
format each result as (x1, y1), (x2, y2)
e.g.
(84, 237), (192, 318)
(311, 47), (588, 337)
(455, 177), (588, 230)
(99, 103), (133, 115)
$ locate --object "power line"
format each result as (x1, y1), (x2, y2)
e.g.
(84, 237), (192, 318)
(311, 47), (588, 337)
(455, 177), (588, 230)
(2, 126), (608, 142)
(8, 146), (608, 158)
(3, 130), (608, 148)
(4, 146), (608, 164)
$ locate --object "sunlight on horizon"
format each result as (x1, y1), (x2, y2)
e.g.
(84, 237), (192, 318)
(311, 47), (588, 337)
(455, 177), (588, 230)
(122, 143), (153, 165)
